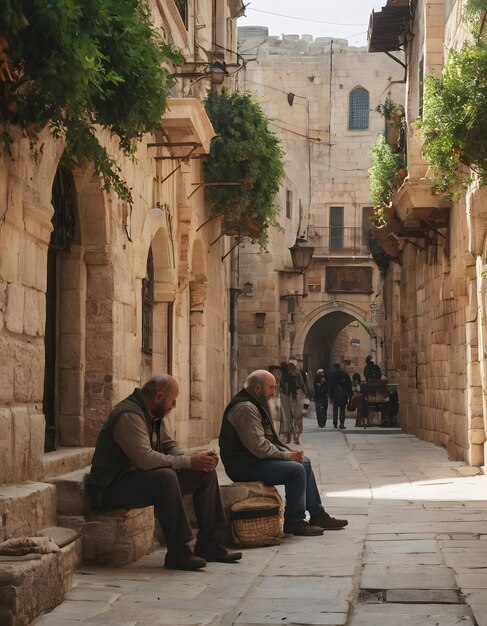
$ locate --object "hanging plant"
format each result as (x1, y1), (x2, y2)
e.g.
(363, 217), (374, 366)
(0, 0), (182, 202)
(369, 133), (405, 207)
(417, 0), (487, 197)
(204, 89), (285, 248)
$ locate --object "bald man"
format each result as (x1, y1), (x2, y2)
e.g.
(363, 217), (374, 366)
(219, 370), (348, 536)
(86, 375), (241, 570)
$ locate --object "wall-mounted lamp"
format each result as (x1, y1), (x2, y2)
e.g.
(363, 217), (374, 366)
(289, 236), (314, 271)
(255, 312), (266, 328)
(173, 60), (230, 86)
(288, 236), (315, 297)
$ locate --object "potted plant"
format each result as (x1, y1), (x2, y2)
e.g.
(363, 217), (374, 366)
(204, 89), (285, 248)
(375, 97), (405, 150)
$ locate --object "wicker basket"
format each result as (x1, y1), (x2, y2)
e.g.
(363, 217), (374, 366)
(230, 496), (283, 547)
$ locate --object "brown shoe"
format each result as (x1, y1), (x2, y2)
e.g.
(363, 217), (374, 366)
(283, 520), (324, 536)
(195, 543), (242, 563)
(309, 511), (348, 530)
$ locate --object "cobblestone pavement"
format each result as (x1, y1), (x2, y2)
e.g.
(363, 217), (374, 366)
(35, 415), (487, 626)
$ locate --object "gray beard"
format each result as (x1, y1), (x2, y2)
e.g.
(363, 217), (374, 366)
(262, 397), (276, 421)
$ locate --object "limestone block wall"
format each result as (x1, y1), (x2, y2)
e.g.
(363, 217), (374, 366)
(0, 129), (64, 485)
(382, 0), (487, 466)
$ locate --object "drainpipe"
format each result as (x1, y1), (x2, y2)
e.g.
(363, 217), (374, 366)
(229, 243), (240, 395)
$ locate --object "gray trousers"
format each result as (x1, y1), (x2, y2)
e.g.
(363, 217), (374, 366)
(105, 467), (226, 551)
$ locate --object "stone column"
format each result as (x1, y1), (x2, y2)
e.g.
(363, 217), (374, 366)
(83, 247), (115, 446)
(189, 280), (208, 445)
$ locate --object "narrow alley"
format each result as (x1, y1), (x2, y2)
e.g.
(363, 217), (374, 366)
(35, 415), (487, 626)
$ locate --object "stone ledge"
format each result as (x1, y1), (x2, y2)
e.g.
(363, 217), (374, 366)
(0, 531), (81, 626)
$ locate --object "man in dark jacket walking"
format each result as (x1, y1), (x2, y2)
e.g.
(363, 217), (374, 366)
(328, 363), (352, 429)
(219, 370), (348, 536)
(86, 374), (241, 571)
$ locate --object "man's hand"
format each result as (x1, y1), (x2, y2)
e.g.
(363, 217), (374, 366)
(288, 449), (304, 463)
(190, 450), (219, 472)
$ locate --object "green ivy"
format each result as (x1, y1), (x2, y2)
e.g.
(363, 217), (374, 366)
(0, 0), (182, 202)
(417, 0), (487, 196)
(204, 89), (285, 248)
(369, 133), (404, 206)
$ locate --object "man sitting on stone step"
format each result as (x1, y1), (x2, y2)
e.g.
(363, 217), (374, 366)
(219, 369), (348, 536)
(86, 374), (242, 571)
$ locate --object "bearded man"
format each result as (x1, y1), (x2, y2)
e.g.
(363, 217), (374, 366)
(219, 369), (348, 536)
(86, 374), (241, 570)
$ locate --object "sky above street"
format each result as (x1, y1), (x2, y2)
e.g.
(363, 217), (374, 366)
(238, 1), (386, 47)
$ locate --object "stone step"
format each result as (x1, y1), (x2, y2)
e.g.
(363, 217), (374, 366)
(0, 482), (57, 543)
(42, 447), (94, 480)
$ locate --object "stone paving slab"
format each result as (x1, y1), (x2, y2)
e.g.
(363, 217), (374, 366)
(349, 603), (475, 625)
(361, 564), (458, 590)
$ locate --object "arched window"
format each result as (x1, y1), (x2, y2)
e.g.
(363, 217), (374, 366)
(349, 87), (369, 130)
(142, 248), (154, 355)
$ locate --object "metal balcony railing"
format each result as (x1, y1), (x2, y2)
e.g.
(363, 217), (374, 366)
(307, 226), (372, 257)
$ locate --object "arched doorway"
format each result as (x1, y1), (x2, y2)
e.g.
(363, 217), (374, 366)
(297, 303), (375, 378)
(43, 165), (77, 451)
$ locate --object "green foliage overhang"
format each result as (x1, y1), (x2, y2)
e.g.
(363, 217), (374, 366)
(369, 133), (405, 208)
(418, 0), (487, 197)
(0, 0), (182, 202)
(203, 89), (285, 248)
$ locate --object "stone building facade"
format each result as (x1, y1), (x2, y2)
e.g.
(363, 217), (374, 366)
(370, 0), (487, 466)
(0, 1), (242, 500)
(235, 28), (404, 383)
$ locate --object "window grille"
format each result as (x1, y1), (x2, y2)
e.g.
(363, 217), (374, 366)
(50, 165), (77, 251)
(174, 0), (188, 28)
(142, 248), (154, 355)
(349, 87), (369, 130)
(329, 206), (344, 250)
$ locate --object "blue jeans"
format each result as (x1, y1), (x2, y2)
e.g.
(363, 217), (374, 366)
(230, 457), (325, 523)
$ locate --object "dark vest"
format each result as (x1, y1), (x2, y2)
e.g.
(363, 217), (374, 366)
(219, 388), (286, 479)
(85, 388), (153, 508)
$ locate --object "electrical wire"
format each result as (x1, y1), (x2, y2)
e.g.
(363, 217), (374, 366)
(246, 7), (364, 27)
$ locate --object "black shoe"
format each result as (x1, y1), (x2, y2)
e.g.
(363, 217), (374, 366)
(333, 423), (338, 428)
(309, 511), (348, 530)
(195, 543), (242, 563)
(339, 424), (346, 429)
(164, 546), (207, 570)
(283, 520), (324, 536)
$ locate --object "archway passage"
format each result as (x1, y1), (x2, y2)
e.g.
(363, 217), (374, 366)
(303, 310), (371, 378)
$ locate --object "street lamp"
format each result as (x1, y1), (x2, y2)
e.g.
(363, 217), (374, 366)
(288, 236), (314, 297)
(289, 236), (314, 272)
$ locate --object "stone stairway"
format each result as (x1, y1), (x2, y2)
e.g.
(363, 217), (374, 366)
(0, 447), (93, 625)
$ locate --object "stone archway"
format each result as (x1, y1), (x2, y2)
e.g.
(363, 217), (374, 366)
(295, 302), (374, 377)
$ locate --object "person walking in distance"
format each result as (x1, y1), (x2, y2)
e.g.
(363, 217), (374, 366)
(328, 363), (352, 430)
(314, 369), (328, 428)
